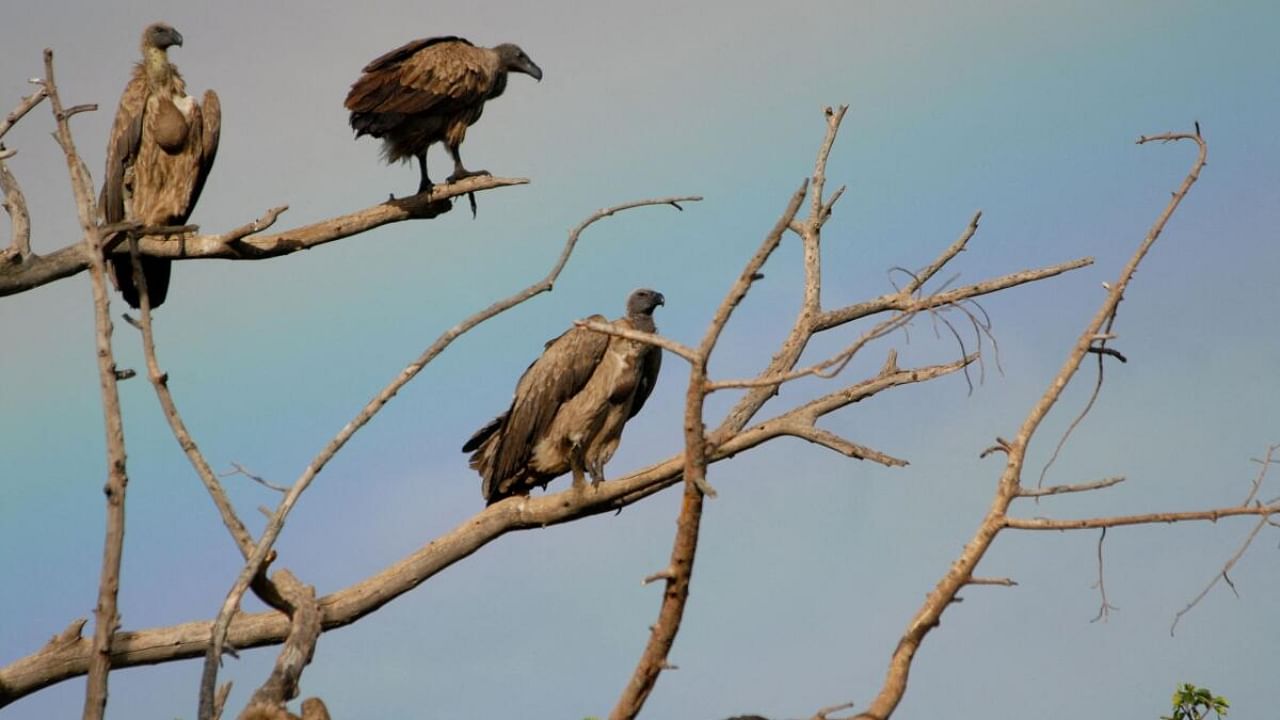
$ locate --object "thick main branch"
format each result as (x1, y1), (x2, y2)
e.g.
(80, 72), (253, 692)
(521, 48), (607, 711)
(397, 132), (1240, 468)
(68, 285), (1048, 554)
(0, 355), (966, 708)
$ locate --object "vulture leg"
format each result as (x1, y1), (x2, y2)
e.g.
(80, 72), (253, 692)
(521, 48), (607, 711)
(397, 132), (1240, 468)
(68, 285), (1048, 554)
(415, 151), (433, 195)
(569, 440), (587, 490)
(446, 144), (488, 218)
(587, 458), (606, 486)
(445, 144), (489, 182)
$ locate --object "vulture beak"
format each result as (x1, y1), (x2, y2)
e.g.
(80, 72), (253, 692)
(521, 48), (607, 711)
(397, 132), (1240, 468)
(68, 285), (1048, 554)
(522, 59), (543, 82)
(170, 28), (184, 47)
(655, 292), (666, 307)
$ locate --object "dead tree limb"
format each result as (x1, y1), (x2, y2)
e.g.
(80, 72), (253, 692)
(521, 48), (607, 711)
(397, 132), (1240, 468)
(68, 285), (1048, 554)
(852, 129), (1209, 720)
(0, 174), (528, 297)
(41, 48), (129, 720)
(0, 355), (971, 708)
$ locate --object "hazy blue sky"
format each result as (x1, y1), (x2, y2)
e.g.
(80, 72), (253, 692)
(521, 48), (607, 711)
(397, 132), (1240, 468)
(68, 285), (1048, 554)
(2, 1), (1278, 718)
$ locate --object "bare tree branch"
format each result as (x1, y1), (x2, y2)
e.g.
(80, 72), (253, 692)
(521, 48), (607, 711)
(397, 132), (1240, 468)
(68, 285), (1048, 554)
(236, 571), (321, 718)
(1016, 476), (1126, 498)
(575, 319), (701, 364)
(1242, 443), (1279, 506)
(815, 257), (1092, 334)
(0, 82), (48, 141)
(778, 423), (908, 468)
(0, 175), (528, 297)
(127, 243), (256, 557)
(1003, 504), (1278, 530)
(853, 129), (1208, 720)
(40, 48), (130, 720)
(0, 355), (971, 708)
(0, 153), (31, 259)
(1169, 513), (1272, 636)
(966, 577), (1018, 587)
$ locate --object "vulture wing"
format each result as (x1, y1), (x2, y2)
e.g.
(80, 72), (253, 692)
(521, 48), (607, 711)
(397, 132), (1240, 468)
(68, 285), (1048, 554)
(360, 35), (471, 73)
(345, 37), (496, 118)
(628, 344), (663, 419)
(187, 89), (221, 212)
(484, 318), (613, 490)
(100, 67), (148, 226)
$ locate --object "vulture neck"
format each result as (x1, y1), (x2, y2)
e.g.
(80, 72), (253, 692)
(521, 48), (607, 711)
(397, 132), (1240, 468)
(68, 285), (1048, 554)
(487, 72), (509, 100)
(142, 46), (177, 94)
(628, 312), (657, 334)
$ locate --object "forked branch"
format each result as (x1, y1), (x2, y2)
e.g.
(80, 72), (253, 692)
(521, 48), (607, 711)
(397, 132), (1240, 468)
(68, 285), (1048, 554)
(853, 129), (1210, 720)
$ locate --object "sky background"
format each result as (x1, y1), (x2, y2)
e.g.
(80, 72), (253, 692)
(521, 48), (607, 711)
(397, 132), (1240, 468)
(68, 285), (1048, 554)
(2, 1), (1278, 718)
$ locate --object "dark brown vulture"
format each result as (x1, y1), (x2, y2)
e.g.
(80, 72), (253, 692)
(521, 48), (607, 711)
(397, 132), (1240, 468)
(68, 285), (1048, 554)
(463, 288), (665, 505)
(100, 22), (220, 309)
(344, 36), (541, 196)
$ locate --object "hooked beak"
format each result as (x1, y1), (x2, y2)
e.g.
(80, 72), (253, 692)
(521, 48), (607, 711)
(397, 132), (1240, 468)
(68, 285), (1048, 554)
(170, 29), (184, 47)
(522, 58), (543, 82)
(655, 292), (666, 307)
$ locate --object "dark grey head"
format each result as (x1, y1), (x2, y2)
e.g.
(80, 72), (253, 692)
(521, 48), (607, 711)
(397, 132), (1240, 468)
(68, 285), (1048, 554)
(143, 22), (183, 51)
(493, 43), (542, 81)
(626, 288), (665, 317)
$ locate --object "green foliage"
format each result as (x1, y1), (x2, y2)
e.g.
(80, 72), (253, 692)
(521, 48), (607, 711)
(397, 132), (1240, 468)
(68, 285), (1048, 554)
(1161, 683), (1229, 720)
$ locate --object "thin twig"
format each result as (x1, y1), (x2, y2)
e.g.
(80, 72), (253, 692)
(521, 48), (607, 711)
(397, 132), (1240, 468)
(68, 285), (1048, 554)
(816, 257), (1093, 333)
(197, 196), (701, 720)
(967, 577), (1018, 587)
(575, 320), (700, 364)
(1089, 528), (1117, 622)
(812, 701), (857, 720)
(707, 310), (915, 390)
(1017, 476), (1126, 498)
(1004, 503), (1278, 530)
(780, 423), (908, 467)
(127, 246), (256, 557)
(1169, 513), (1271, 635)
(222, 463), (290, 494)
(0, 83), (49, 141)
(1242, 444), (1279, 506)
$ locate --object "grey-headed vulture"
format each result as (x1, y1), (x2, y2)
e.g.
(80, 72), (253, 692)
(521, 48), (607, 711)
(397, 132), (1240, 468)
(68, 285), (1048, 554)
(344, 36), (541, 196)
(463, 289), (665, 505)
(100, 22), (220, 309)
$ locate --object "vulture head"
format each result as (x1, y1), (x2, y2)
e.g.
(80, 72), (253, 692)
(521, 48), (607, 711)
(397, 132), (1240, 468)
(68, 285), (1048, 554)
(142, 22), (184, 51)
(627, 288), (666, 317)
(494, 43), (543, 81)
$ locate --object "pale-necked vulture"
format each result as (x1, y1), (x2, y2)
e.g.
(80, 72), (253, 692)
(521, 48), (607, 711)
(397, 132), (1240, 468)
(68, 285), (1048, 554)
(344, 36), (541, 196)
(463, 288), (665, 505)
(100, 22), (220, 309)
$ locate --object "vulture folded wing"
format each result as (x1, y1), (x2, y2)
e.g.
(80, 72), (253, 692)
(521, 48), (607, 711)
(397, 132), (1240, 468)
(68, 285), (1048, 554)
(488, 318), (613, 484)
(359, 35), (471, 73)
(628, 345), (663, 419)
(188, 89), (220, 211)
(346, 39), (493, 118)
(100, 70), (148, 225)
